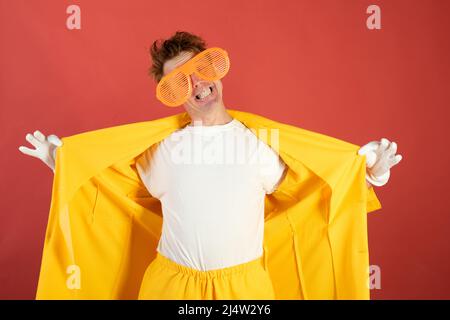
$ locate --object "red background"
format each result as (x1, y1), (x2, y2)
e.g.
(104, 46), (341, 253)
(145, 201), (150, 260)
(1, 0), (449, 299)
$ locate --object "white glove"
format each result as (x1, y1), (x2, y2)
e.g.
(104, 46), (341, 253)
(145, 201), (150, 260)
(18, 130), (63, 173)
(358, 138), (403, 187)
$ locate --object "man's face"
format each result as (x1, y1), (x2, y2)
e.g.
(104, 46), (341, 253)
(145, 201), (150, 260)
(162, 51), (224, 113)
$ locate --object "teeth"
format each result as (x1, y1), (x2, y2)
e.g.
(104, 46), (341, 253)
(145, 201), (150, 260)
(199, 89), (210, 99)
(196, 87), (212, 100)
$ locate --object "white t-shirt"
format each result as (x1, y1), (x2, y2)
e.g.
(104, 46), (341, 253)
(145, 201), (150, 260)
(136, 118), (286, 271)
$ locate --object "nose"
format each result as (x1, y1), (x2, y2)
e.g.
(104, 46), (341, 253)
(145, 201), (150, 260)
(190, 73), (206, 89)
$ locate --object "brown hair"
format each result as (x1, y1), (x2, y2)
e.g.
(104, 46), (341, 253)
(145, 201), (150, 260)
(149, 31), (208, 83)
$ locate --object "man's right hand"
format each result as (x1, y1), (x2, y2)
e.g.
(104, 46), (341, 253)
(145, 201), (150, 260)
(18, 130), (63, 173)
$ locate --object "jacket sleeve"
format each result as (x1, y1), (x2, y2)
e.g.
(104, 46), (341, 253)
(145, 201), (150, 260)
(367, 186), (382, 213)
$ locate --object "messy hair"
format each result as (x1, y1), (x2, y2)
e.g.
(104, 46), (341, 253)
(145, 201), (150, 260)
(149, 31), (207, 83)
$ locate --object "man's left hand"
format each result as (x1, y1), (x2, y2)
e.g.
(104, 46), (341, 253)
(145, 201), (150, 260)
(358, 138), (403, 187)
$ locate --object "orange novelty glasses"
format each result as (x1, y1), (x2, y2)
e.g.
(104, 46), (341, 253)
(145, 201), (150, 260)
(156, 47), (230, 107)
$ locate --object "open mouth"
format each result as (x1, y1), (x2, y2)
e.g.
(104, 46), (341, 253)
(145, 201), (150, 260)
(195, 86), (214, 101)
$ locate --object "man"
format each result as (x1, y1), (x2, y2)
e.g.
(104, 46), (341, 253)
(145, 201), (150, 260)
(19, 31), (402, 300)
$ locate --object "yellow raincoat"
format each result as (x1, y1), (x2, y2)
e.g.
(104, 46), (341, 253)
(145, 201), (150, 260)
(35, 109), (381, 300)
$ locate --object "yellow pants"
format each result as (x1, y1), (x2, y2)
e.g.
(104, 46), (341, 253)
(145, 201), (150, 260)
(138, 252), (276, 300)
